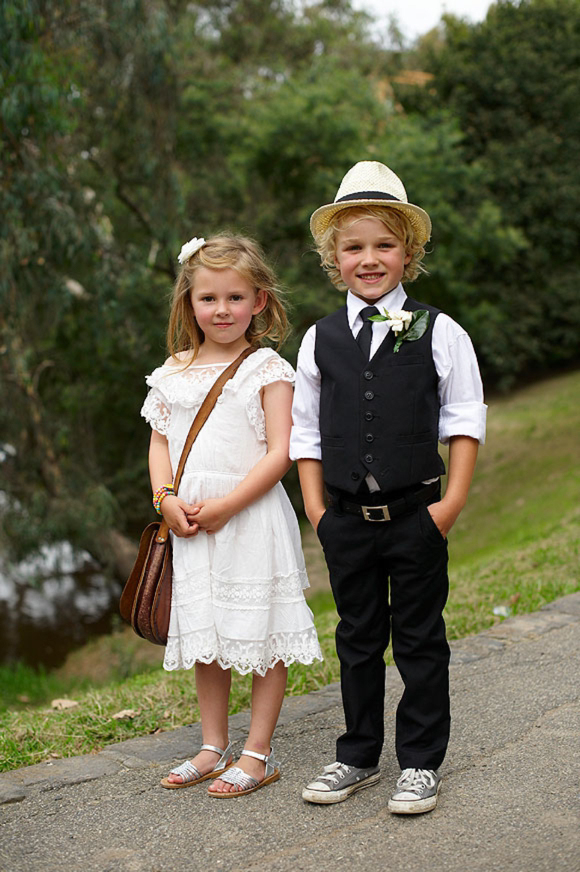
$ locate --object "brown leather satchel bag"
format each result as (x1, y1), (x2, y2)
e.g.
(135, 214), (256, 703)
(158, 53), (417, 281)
(119, 346), (256, 645)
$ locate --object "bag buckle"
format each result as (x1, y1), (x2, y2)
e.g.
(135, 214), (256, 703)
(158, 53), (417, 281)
(361, 504), (391, 522)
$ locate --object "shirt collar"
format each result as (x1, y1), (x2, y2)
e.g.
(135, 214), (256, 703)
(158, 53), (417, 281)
(346, 284), (407, 331)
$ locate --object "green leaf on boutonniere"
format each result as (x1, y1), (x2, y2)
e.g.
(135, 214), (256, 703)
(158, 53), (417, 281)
(368, 308), (430, 352)
(393, 310), (430, 353)
(368, 312), (390, 322)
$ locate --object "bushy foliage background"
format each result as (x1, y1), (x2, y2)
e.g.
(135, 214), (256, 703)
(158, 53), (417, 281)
(1, 0), (578, 572)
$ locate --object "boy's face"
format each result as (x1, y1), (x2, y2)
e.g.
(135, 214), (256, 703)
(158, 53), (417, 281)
(334, 216), (411, 304)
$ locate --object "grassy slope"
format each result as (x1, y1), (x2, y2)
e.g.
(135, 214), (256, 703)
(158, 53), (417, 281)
(1, 371), (579, 771)
(447, 368), (579, 564)
(443, 368), (580, 636)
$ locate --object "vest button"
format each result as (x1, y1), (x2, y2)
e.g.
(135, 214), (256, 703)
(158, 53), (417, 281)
(364, 370), (374, 380)
(365, 433), (374, 443)
(365, 411), (374, 421)
(364, 453), (374, 463)
(351, 471), (360, 481)
(364, 390), (374, 400)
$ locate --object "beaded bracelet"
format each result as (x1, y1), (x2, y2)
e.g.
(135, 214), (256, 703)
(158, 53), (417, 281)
(153, 483), (175, 515)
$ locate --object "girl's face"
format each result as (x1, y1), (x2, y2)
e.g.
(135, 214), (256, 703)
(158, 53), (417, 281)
(190, 267), (266, 354)
(334, 216), (411, 303)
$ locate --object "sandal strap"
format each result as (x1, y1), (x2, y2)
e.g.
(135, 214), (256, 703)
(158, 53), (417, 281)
(201, 743), (225, 755)
(169, 740), (233, 783)
(169, 760), (202, 782)
(218, 766), (259, 791)
(241, 749), (267, 763)
(212, 740), (233, 773)
(241, 747), (280, 778)
(201, 741), (233, 773)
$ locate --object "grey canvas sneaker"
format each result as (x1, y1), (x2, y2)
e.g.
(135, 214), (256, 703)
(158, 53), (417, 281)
(388, 768), (442, 814)
(302, 761), (380, 804)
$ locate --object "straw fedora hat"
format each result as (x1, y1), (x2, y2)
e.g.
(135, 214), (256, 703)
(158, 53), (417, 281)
(310, 161), (431, 246)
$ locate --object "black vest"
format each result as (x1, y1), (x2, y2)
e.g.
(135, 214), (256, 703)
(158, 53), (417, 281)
(315, 296), (446, 495)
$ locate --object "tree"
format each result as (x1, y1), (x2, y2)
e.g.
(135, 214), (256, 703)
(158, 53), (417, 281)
(0, 0), (186, 574)
(0, 0), (397, 570)
(4, 0), (574, 579)
(412, 0), (580, 384)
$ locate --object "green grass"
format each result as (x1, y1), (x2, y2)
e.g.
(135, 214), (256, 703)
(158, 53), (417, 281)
(0, 599), (339, 772)
(446, 506), (579, 640)
(1, 370), (579, 772)
(0, 662), (69, 711)
(443, 369), (580, 566)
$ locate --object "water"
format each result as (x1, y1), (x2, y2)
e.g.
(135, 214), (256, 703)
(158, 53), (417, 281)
(0, 542), (121, 669)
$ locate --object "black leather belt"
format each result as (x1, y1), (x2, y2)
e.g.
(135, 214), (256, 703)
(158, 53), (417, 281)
(328, 481), (439, 522)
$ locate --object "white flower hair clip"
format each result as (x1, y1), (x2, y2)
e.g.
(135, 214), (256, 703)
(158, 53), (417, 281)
(177, 236), (205, 265)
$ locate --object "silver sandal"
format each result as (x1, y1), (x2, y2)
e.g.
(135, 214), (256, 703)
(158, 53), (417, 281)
(208, 747), (280, 798)
(160, 742), (233, 789)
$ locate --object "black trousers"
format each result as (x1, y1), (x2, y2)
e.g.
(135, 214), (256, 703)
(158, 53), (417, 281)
(316, 489), (450, 770)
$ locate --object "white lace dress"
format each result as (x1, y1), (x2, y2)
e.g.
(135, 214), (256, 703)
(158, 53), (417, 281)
(141, 347), (322, 676)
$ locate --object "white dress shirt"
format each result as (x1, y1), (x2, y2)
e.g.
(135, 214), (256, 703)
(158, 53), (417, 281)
(290, 285), (487, 469)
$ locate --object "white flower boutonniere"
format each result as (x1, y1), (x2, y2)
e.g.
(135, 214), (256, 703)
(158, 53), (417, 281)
(369, 308), (430, 353)
(177, 236), (205, 265)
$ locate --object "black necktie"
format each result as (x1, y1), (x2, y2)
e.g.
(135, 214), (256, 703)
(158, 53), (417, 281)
(356, 306), (379, 359)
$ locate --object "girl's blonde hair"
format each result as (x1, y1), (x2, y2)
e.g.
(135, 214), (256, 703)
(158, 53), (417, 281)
(167, 234), (289, 361)
(316, 205), (427, 289)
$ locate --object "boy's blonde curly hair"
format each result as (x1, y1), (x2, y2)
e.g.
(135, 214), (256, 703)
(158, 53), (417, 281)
(167, 233), (289, 362)
(315, 205), (427, 290)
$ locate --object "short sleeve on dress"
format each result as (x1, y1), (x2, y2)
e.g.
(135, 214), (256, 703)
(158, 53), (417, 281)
(240, 350), (295, 441)
(252, 352), (295, 390)
(141, 388), (171, 435)
(141, 368), (174, 435)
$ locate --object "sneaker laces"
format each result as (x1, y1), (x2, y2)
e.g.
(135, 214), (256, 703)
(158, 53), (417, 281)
(396, 768), (436, 795)
(320, 762), (352, 785)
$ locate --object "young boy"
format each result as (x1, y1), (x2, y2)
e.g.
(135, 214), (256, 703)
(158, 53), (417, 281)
(290, 161), (486, 814)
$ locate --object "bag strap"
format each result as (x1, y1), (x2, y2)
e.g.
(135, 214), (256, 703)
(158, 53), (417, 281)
(156, 345), (257, 542)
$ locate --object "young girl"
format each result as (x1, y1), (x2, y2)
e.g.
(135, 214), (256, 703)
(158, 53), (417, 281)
(141, 233), (322, 797)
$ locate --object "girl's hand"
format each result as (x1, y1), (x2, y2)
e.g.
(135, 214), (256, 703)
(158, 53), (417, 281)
(161, 495), (200, 537)
(190, 498), (233, 535)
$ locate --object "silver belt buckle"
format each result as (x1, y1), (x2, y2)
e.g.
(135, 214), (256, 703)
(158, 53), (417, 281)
(361, 504), (391, 522)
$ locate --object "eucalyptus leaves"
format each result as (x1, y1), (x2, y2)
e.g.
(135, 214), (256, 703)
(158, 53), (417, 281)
(369, 308), (430, 353)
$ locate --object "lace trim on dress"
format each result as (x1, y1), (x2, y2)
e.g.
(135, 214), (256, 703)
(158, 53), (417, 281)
(142, 349), (295, 437)
(171, 567), (309, 610)
(229, 353), (295, 440)
(141, 390), (171, 435)
(144, 363), (227, 409)
(210, 571), (309, 609)
(163, 625), (323, 676)
(144, 348), (294, 404)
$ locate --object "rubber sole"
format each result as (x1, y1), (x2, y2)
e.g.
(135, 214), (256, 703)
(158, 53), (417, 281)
(208, 769), (280, 797)
(387, 780), (442, 814)
(302, 771), (381, 804)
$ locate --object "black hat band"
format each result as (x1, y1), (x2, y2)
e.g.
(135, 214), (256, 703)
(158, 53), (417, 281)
(336, 191), (401, 204)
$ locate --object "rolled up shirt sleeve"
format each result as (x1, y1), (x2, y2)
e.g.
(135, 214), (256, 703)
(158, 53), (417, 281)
(290, 326), (322, 461)
(433, 315), (487, 445)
